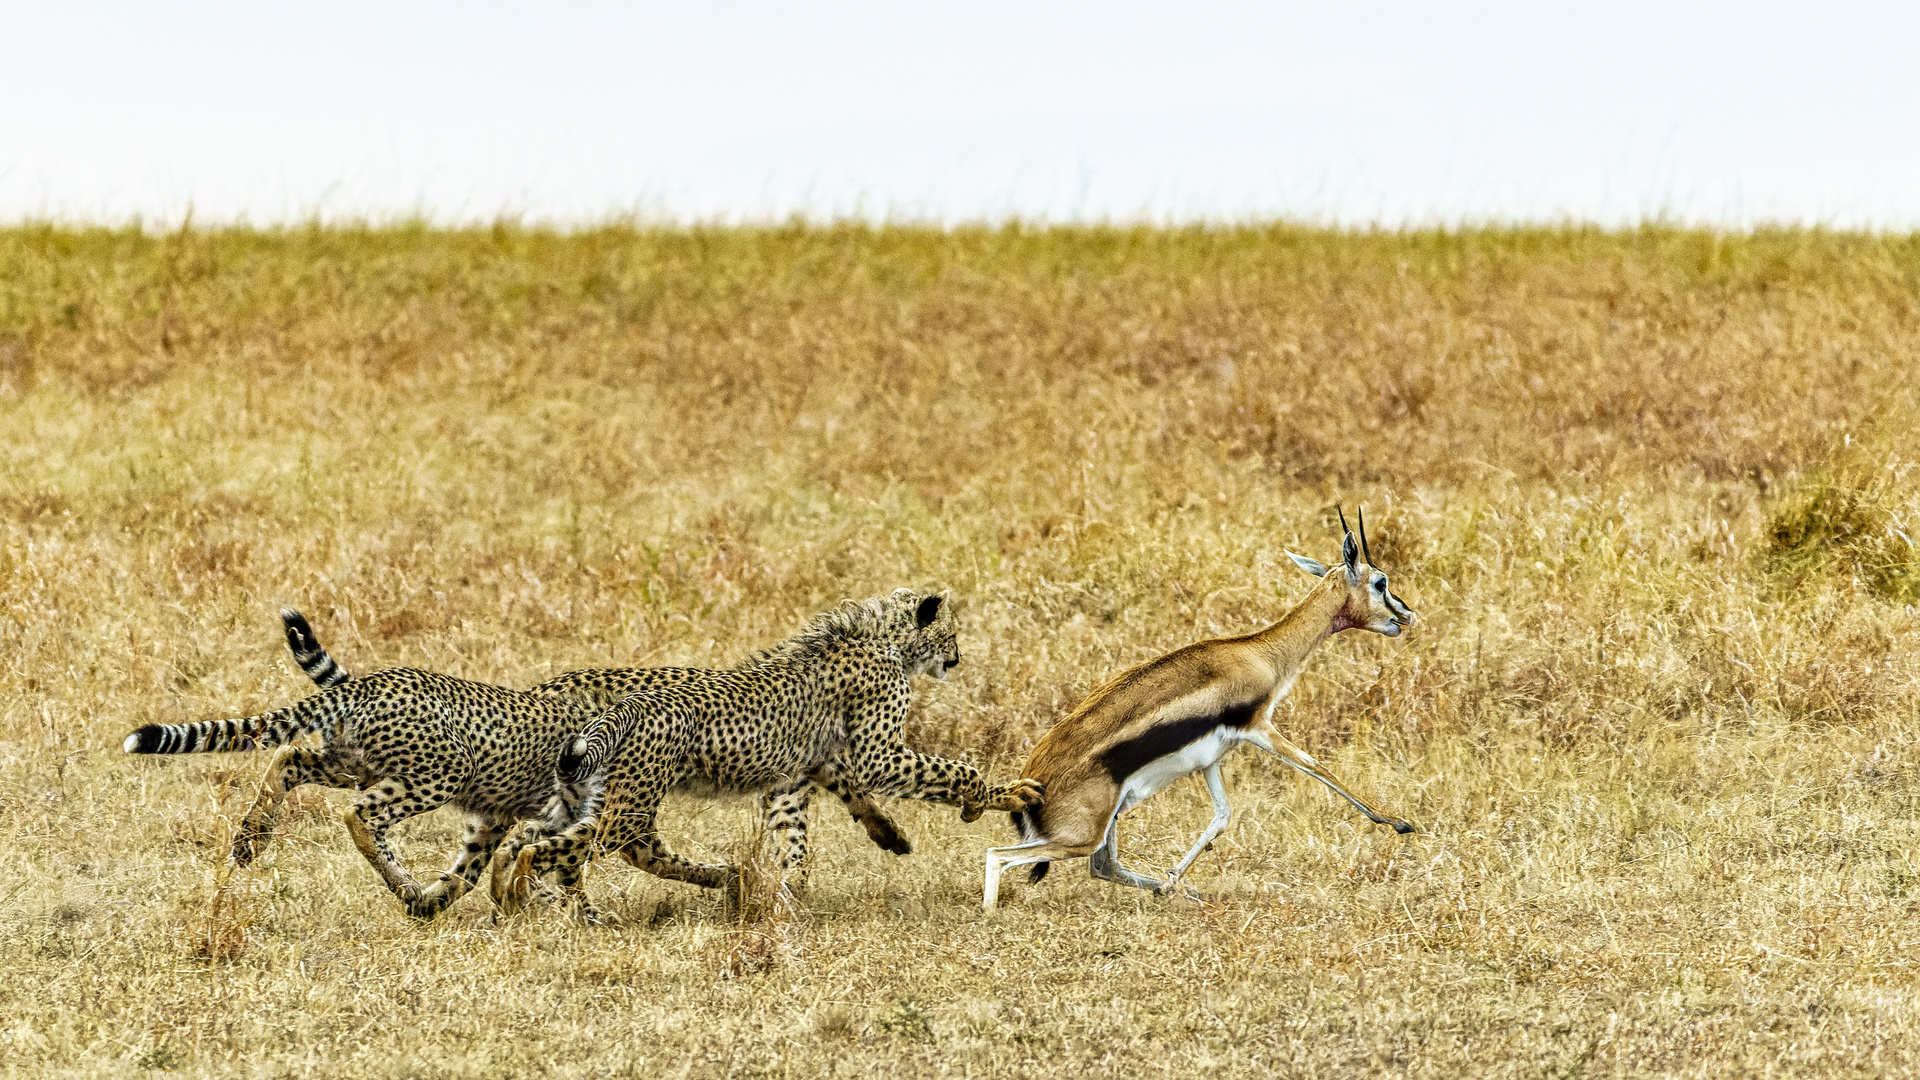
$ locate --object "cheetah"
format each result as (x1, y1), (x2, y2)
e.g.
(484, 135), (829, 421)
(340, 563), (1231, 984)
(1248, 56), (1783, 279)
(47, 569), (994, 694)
(123, 592), (943, 920)
(272, 608), (915, 883)
(492, 593), (1046, 919)
(124, 667), (628, 920)
(270, 607), (913, 876)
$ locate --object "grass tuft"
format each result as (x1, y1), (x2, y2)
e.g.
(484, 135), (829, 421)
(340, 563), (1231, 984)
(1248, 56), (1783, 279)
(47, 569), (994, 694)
(1766, 449), (1920, 601)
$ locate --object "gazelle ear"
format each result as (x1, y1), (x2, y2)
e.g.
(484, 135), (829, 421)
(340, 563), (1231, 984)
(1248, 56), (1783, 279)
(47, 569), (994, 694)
(1286, 551), (1329, 578)
(1342, 531), (1360, 579)
(915, 594), (944, 629)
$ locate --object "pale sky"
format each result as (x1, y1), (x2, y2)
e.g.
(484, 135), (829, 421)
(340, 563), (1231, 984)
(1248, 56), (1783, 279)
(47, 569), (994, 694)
(4, 2), (1916, 227)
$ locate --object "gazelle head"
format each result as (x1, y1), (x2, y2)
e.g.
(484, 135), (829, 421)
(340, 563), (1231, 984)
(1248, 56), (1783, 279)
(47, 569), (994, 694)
(1285, 506), (1415, 637)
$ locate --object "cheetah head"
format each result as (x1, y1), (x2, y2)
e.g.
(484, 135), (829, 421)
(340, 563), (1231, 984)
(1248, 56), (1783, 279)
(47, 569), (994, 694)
(886, 589), (960, 681)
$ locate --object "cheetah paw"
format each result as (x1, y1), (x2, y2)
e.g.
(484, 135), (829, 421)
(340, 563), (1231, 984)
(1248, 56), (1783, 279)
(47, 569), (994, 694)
(400, 872), (457, 912)
(575, 904), (624, 928)
(981, 778), (1045, 814)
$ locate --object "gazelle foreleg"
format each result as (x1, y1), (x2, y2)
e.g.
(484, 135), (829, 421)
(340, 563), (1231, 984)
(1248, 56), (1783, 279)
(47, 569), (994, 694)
(1165, 762), (1232, 891)
(1246, 728), (1414, 834)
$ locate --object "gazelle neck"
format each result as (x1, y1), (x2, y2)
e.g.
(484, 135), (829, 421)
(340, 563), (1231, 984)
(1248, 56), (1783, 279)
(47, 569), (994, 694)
(1248, 573), (1350, 678)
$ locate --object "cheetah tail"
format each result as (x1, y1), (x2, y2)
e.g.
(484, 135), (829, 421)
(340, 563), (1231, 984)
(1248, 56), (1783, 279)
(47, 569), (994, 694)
(281, 608), (351, 688)
(556, 734), (595, 783)
(556, 698), (642, 783)
(122, 695), (336, 755)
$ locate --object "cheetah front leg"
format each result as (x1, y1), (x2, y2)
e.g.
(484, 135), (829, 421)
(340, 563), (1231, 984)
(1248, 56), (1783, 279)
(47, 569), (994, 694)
(979, 778), (1046, 817)
(805, 765), (914, 855)
(843, 741), (1041, 822)
(758, 771), (912, 887)
(233, 747), (364, 866)
(761, 778), (816, 878)
(399, 817), (512, 920)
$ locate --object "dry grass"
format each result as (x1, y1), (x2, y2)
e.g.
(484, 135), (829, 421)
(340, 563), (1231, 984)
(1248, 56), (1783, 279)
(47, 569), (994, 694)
(2, 222), (1918, 1078)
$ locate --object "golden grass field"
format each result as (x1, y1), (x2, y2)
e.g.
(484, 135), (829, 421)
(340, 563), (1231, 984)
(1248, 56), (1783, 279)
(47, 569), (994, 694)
(1, 223), (1918, 1078)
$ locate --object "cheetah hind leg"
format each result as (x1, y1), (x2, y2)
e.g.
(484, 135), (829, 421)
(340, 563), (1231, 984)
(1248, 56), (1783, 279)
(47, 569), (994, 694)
(233, 747), (362, 866)
(491, 814), (624, 921)
(400, 817), (511, 920)
(340, 779), (450, 913)
(487, 828), (546, 920)
(498, 827), (640, 927)
(547, 854), (622, 927)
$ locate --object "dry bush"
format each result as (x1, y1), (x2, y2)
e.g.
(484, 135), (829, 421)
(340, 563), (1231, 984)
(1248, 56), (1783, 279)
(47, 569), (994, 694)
(0, 223), (1917, 1077)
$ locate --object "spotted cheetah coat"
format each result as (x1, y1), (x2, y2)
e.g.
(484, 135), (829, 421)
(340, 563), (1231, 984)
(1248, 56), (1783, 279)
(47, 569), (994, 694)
(491, 593), (1044, 920)
(268, 605), (925, 908)
(122, 592), (1035, 922)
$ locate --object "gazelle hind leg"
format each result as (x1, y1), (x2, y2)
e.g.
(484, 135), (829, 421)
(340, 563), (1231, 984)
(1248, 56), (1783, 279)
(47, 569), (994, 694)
(1247, 728), (1414, 833)
(983, 838), (1066, 913)
(1086, 811), (1179, 896)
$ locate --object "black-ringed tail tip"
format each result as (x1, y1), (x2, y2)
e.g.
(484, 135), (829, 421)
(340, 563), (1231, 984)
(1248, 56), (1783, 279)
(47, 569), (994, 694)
(556, 736), (591, 779)
(124, 725), (167, 754)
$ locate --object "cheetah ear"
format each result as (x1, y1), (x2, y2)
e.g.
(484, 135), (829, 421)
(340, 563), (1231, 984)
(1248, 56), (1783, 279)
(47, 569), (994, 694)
(915, 594), (944, 629)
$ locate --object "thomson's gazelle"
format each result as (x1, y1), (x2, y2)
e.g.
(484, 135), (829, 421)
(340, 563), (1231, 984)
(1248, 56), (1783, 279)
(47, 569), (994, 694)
(983, 509), (1415, 911)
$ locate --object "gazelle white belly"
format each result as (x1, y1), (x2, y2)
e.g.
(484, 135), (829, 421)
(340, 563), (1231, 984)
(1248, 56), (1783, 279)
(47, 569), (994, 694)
(1115, 726), (1241, 815)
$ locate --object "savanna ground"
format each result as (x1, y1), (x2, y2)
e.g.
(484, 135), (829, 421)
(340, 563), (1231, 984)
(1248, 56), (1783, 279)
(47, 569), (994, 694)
(2, 223), (1918, 1079)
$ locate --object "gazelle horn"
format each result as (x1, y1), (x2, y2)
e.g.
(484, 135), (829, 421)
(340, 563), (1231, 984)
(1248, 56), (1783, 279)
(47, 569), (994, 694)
(1358, 505), (1373, 567)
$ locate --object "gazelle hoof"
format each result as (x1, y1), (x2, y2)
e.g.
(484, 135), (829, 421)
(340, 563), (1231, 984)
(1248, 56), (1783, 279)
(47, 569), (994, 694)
(1159, 878), (1203, 903)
